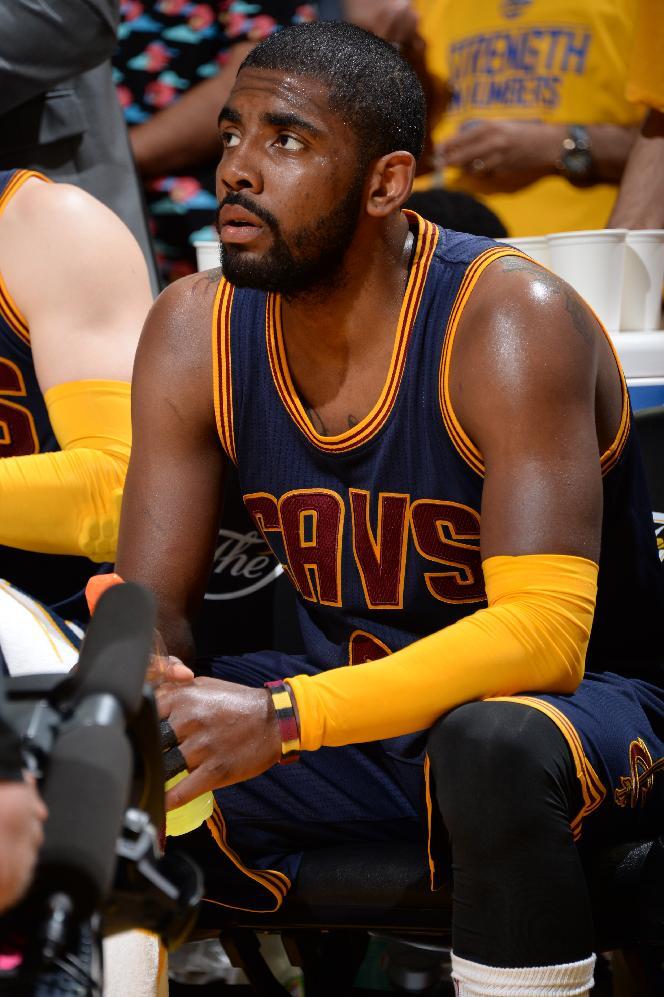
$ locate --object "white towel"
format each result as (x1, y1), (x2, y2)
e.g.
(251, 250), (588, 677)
(0, 579), (81, 676)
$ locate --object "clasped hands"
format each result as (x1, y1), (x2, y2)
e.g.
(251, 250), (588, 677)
(437, 120), (565, 180)
(148, 657), (281, 812)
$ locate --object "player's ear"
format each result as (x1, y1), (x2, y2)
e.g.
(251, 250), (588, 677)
(365, 151), (416, 218)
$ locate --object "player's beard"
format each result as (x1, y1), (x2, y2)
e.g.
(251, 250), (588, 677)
(219, 176), (365, 299)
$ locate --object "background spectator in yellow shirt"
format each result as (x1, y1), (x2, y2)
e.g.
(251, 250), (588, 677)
(414, 0), (642, 236)
(609, 0), (664, 228)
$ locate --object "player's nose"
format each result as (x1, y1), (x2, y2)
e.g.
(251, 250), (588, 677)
(217, 147), (263, 197)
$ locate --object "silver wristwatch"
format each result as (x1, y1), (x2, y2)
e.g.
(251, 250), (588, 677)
(559, 125), (593, 183)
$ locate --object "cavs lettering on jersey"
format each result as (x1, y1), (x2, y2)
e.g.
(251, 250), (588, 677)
(414, 0), (643, 235)
(213, 213), (663, 708)
(0, 169), (95, 606)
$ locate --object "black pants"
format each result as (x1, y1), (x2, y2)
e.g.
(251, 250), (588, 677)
(428, 701), (592, 967)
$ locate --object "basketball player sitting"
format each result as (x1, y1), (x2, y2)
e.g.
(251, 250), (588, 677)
(115, 23), (663, 997)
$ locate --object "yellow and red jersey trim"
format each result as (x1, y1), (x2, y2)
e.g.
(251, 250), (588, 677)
(490, 695), (606, 842)
(203, 801), (291, 913)
(266, 212), (439, 454)
(211, 277), (237, 465)
(0, 170), (50, 347)
(597, 327), (630, 477)
(423, 754), (439, 891)
(439, 246), (524, 477)
(0, 272), (29, 346)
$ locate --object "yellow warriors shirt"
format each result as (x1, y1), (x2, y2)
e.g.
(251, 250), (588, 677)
(626, 0), (664, 109)
(415, 0), (642, 235)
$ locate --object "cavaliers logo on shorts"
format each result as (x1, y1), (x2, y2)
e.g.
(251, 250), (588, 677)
(614, 738), (664, 809)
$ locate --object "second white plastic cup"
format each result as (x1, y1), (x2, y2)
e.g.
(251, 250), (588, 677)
(547, 229), (627, 330)
(193, 240), (221, 272)
(620, 230), (664, 331)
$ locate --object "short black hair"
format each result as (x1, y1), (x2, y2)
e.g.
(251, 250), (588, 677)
(240, 21), (425, 164)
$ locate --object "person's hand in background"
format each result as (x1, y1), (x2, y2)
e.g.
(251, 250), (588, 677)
(0, 775), (48, 915)
(439, 120), (566, 180)
(438, 120), (637, 184)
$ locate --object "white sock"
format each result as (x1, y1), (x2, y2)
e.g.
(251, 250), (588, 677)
(103, 930), (168, 997)
(451, 951), (595, 997)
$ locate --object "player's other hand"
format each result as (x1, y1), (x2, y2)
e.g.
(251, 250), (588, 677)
(156, 677), (281, 810)
(0, 775), (48, 915)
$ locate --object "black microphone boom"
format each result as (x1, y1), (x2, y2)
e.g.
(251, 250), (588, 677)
(35, 582), (156, 917)
(59, 582), (156, 720)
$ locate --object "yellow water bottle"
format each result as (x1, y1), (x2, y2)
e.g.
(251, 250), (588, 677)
(150, 630), (214, 836)
(164, 771), (214, 836)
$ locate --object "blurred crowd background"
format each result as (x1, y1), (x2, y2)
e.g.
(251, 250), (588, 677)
(1, 0), (660, 289)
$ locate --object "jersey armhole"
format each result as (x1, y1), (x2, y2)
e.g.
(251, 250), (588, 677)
(0, 171), (50, 347)
(438, 248), (630, 479)
(438, 246), (522, 476)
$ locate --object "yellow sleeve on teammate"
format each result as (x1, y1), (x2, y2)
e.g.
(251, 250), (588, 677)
(0, 379), (131, 561)
(286, 554), (598, 751)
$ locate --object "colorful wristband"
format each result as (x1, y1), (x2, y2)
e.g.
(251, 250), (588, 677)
(265, 680), (301, 765)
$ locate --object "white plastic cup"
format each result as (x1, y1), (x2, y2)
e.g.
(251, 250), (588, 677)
(620, 230), (664, 331)
(193, 240), (221, 272)
(496, 235), (550, 268)
(547, 229), (627, 330)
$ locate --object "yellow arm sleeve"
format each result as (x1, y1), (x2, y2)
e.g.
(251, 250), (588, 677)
(286, 553), (598, 751)
(0, 379), (131, 561)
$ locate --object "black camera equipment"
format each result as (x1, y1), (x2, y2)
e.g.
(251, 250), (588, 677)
(0, 583), (203, 995)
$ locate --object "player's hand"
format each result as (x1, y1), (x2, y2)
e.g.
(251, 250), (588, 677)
(147, 653), (194, 688)
(343, 0), (419, 47)
(0, 775), (48, 915)
(438, 120), (565, 180)
(155, 677), (281, 810)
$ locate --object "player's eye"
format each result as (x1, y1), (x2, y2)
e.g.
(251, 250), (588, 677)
(221, 131), (241, 148)
(275, 133), (305, 151)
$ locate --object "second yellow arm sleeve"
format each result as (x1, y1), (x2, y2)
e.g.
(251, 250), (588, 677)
(286, 553), (598, 751)
(0, 379), (131, 562)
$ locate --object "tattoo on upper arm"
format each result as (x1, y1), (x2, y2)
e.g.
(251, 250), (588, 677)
(499, 256), (595, 346)
(348, 415), (358, 428)
(563, 291), (595, 346)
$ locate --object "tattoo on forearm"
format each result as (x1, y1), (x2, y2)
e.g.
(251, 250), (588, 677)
(499, 256), (595, 345)
(305, 406), (328, 435)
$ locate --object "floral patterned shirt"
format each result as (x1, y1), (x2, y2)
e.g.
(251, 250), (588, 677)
(114, 1), (317, 283)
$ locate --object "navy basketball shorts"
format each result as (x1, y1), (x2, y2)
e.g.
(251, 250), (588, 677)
(181, 653), (664, 914)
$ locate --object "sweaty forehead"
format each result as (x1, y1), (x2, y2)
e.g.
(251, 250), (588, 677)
(228, 68), (335, 126)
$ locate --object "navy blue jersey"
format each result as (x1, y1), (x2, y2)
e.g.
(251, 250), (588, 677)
(212, 212), (663, 684)
(0, 169), (95, 609)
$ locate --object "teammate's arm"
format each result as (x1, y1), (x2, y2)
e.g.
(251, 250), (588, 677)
(114, 276), (228, 664)
(0, 179), (152, 561)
